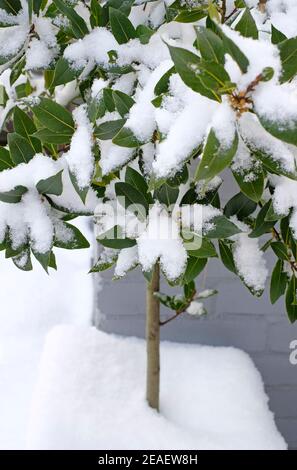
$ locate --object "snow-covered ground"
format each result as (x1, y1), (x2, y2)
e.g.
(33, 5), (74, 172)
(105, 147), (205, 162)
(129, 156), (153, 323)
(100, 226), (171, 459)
(27, 326), (286, 450)
(0, 220), (93, 450)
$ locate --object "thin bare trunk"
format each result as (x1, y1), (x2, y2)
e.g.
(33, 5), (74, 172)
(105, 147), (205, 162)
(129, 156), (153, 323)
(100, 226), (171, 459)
(146, 263), (160, 411)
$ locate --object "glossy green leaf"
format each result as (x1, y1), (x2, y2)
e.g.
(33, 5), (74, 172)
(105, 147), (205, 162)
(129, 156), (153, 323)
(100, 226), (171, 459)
(0, 185), (27, 203)
(205, 215), (241, 239)
(13, 107), (41, 153)
(270, 259), (287, 304)
(195, 26), (224, 64)
(224, 192), (256, 220)
(31, 98), (74, 138)
(113, 90), (135, 117)
(195, 128), (238, 181)
(0, 147), (14, 171)
(53, 0), (89, 38)
(8, 133), (35, 165)
(0, 0), (21, 14)
(219, 240), (237, 274)
(97, 225), (136, 249)
(175, 7), (207, 23)
(54, 222), (90, 249)
(278, 36), (297, 83)
(115, 181), (149, 215)
(232, 168), (264, 203)
(36, 170), (63, 196)
(47, 58), (77, 89)
(154, 183), (178, 207)
(109, 7), (136, 44)
(285, 275), (297, 323)
(183, 257), (207, 284)
(235, 8), (258, 39)
(94, 119), (126, 140)
(112, 127), (140, 148)
(249, 201), (275, 238)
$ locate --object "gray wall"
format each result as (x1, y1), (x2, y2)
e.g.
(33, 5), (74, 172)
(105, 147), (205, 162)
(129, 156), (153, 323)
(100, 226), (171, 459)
(92, 173), (297, 449)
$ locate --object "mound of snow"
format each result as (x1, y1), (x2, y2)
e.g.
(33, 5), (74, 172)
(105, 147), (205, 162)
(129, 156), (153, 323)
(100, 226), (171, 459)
(27, 326), (286, 450)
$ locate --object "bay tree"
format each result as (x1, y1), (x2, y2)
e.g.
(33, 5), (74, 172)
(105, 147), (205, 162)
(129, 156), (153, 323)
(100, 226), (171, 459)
(0, 0), (297, 412)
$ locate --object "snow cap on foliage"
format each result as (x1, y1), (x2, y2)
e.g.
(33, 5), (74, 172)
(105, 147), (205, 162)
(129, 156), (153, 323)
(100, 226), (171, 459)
(137, 202), (187, 281)
(65, 106), (94, 189)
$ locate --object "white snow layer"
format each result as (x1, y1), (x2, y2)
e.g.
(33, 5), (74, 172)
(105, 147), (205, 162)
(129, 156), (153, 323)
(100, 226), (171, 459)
(27, 326), (286, 450)
(0, 220), (93, 450)
(65, 106), (94, 189)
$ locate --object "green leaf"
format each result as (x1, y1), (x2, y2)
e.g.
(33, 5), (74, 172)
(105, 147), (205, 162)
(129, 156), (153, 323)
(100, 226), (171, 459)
(49, 251), (57, 270)
(0, 0), (21, 14)
(167, 44), (228, 102)
(264, 202), (284, 222)
(94, 119), (126, 140)
(232, 168), (264, 203)
(32, 249), (51, 274)
(69, 170), (88, 204)
(219, 240), (237, 274)
(90, 0), (103, 27)
(183, 232), (217, 258)
(0, 147), (14, 171)
(175, 7), (207, 23)
(103, 88), (115, 112)
(106, 0), (134, 15)
(13, 107), (42, 153)
(8, 133), (35, 165)
(285, 275), (297, 323)
(270, 259), (287, 304)
(36, 170), (63, 196)
(205, 215), (241, 239)
(112, 127), (140, 148)
(90, 249), (118, 273)
(136, 24), (154, 44)
(33, 128), (73, 145)
(113, 90), (135, 117)
(109, 7), (136, 44)
(278, 37), (297, 83)
(219, 26), (249, 73)
(154, 66), (175, 96)
(183, 257), (207, 284)
(245, 139), (297, 179)
(154, 183), (178, 207)
(271, 25), (287, 45)
(0, 85), (8, 106)
(195, 128), (238, 181)
(10, 56), (26, 86)
(0, 185), (27, 203)
(270, 241), (290, 261)
(167, 165), (189, 188)
(257, 113), (297, 147)
(53, 0), (89, 39)
(31, 98), (74, 139)
(249, 201), (275, 238)
(97, 225), (136, 249)
(125, 166), (152, 204)
(54, 222), (90, 249)
(235, 8), (258, 39)
(12, 248), (32, 272)
(195, 26), (224, 64)
(224, 192), (256, 220)
(115, 181), (149, 216)
(47, 58), (77, 89)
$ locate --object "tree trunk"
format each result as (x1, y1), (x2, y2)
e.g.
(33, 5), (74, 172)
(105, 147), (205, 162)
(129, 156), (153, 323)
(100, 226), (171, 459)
(146, 263), (160, 411)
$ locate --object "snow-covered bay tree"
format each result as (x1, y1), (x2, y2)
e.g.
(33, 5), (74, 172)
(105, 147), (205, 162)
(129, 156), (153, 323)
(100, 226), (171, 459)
(1, 0), (297, 411)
